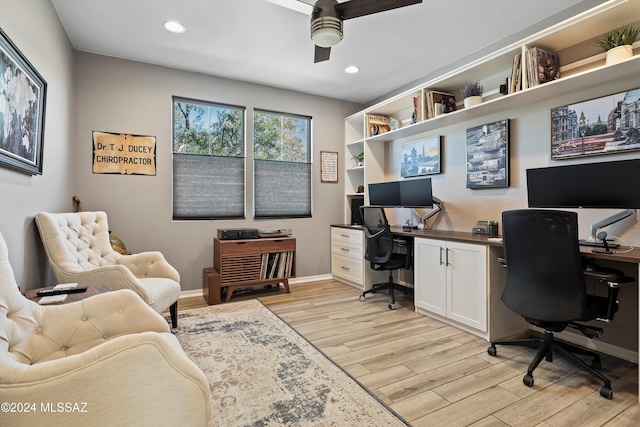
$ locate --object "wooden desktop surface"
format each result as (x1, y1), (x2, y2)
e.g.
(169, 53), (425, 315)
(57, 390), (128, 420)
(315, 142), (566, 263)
(333, 224), (640, 265)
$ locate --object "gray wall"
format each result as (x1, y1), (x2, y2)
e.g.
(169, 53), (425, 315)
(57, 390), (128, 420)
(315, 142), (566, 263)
(73, 52), (360, 292)
(0, 0), (75, 288)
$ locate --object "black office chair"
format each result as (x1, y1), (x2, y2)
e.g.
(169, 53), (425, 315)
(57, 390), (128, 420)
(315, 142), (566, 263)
(488, 209), (632, 399)
(359, 206), (412, 309)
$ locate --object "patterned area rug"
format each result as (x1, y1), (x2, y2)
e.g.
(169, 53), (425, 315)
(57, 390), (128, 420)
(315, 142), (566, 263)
(173, 300), (409, 427)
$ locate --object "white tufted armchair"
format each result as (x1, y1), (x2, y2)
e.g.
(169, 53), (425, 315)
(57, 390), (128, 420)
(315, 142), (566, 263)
(0, 231), (211, 426)
(35, 211), (181, 327)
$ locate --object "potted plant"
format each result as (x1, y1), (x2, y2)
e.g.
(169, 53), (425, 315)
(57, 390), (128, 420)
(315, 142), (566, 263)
(595, 24), (640, 65)
(460, 81), (484, 108)
(352, 152), (364, 167)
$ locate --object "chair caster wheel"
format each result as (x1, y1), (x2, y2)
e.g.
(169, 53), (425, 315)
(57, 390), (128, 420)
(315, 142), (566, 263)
(487, 346), (497, 356)
(591, 359), (601, 370)
(359, 295), (365, 302)
(599, 385), (613, 399)
(523, 374), (534, 387)
(388, 303), (394, 310)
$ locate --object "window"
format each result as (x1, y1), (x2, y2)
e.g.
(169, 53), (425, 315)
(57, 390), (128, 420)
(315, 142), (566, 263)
(254, 110), (311, 218)
(172, 97), (245, 219)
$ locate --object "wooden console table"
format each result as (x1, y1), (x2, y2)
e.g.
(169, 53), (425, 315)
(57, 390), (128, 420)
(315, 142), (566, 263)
(207, 236), (295, 304)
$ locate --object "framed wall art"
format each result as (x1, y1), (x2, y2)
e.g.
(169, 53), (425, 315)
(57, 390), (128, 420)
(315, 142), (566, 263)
(0, 28), (47, 175)
(550, 87), (640, 159)
(401, 135), (442, 177)
(466, 119), (509, 189)
(320, 150), (338, 183)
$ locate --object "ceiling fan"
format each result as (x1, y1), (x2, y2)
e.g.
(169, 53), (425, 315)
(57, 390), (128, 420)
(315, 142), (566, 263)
(267, 0), (422, 63)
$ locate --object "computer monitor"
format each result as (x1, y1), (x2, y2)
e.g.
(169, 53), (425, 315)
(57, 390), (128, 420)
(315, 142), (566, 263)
(399, 177), (433, 208)
(368, 181), (401, 207)
(527, 158), (640, 209)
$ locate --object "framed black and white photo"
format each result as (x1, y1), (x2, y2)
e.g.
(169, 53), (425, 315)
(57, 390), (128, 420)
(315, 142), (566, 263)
(0, 28), (47, 175)
(401, 135), (442, 177)
(551, 87), (640, 159)
(466, 119), (509, 189)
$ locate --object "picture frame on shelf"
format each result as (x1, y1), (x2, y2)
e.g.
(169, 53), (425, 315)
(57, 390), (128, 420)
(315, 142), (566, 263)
(401, 136), (442, 178)
(466, 119), (509, 189)
(0, 28), (47, 175)
(550, 87), (640, 160)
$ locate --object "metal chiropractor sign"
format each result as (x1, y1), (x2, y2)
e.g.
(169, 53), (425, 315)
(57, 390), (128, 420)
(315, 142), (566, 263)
(92, 131), (156, 175)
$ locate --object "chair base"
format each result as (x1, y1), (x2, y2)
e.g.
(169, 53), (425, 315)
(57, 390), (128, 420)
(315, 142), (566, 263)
(359, 271), (413, 309)
(488, 330), (613, 399)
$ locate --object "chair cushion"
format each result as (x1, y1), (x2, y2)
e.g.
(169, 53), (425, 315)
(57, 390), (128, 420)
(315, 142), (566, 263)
(138, 277), (181, 313)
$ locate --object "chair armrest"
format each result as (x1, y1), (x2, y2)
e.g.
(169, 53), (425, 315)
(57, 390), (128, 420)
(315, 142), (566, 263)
(0, 332), (211, 426)
(116, 251), (180, 282)
(53, 266), (152, 302)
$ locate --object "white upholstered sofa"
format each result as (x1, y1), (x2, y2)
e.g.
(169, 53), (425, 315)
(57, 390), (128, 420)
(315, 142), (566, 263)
(0, 231), (211, 426)
(35, 211), (181, 327)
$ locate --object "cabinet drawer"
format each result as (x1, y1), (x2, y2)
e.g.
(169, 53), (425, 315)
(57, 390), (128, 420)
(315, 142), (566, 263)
(218, 240), (261, 255)
(260, 238), (295, 253)
(331, 240), (363, 259)
(331, 227), (363, 245)
(332, 253), (363, 284)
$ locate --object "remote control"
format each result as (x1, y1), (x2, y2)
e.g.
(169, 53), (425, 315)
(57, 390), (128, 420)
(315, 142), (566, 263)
(37, 286), (88, 296)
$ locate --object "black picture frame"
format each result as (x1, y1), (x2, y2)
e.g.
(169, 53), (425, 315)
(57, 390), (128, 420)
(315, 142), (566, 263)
(550, 87), (640, 160)
(466, 119), (509, 189)
(0, 28), (47, 175)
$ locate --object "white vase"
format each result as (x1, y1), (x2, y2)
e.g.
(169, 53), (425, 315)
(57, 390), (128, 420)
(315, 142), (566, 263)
(605, 45), (633, 66)
(464, 96), (482, 108)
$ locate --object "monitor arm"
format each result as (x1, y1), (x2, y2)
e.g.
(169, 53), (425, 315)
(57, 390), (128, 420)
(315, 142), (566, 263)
(419, 196), (443, 227)
(584, 208), (636, 243)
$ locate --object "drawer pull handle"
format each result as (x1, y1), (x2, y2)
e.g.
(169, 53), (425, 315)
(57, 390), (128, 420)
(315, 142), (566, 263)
(340, 234), (350, 238)
(341, 248), (350, 252)
(341, 266), (350, 271)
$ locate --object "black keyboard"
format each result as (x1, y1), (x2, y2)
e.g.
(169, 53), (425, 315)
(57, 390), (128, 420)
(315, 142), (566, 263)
(36, 286), (88, 296)
(579, 240), (620, 249)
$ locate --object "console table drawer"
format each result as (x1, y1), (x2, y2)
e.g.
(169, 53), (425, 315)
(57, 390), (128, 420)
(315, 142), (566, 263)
(260, 238), (295, 253)
(218, 240), (262, 255)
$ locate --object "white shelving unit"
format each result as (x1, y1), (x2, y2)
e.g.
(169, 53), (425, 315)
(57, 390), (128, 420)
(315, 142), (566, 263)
(342, 0), (640, 223)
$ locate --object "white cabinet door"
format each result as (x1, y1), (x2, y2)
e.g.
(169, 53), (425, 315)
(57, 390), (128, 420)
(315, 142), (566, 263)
(447, 241), (487, 331)
(414, 237), (487, 333)
(414, 238), (447, 317)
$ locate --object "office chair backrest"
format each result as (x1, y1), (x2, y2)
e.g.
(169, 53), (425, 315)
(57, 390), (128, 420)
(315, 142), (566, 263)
(501, 209), (586, 322)
(360, 206), (393, 264)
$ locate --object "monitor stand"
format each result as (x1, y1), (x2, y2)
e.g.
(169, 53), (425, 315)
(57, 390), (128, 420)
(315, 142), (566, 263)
(580, 208), (635, 248)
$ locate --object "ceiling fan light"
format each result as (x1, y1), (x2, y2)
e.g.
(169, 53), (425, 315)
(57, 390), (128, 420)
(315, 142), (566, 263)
(311, 16), (343, 47)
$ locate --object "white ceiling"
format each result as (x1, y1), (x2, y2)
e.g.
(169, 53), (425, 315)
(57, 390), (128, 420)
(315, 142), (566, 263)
(51, 0), (605, 105)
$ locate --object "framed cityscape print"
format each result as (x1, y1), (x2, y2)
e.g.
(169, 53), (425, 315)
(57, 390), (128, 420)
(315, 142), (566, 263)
(550, 87), (640, 159)
(0, 28), (47, 175)
(401, 135), (442, 177)
(466, 119), (509, 189)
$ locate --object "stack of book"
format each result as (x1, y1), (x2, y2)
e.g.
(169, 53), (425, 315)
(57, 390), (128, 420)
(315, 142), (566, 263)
(366, 114), (390, 136)
(524, 47), (560, 89)
(424, 90), (456, 119)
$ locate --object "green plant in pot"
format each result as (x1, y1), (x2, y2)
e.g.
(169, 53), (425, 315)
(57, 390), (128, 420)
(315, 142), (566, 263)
(595, 24), (639, 65)
(461, 81), (484, 108)
(352, 152), (364, 167)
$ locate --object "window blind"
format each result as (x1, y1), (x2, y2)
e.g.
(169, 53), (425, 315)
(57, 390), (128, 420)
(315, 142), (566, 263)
(173, 153), (244, 219)
(254, 159), (311, 218)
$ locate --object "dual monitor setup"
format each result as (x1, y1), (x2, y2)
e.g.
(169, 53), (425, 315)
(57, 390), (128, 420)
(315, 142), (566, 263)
(527, 158), (640, 250)
(363, 176), (441, 228)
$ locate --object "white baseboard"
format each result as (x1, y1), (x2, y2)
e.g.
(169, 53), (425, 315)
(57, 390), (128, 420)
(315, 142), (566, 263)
(178, 274), (333, 300)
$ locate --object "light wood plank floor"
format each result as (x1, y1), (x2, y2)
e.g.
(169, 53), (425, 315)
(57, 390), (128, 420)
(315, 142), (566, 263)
(178, 280), (639, 426)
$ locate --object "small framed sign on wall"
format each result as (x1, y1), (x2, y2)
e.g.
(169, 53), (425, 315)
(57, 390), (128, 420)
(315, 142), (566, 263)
(320, 151), (338, 183)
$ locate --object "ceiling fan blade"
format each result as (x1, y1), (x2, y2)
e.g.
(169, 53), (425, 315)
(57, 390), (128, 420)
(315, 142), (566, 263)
(314, 45), (331, 63)
(337, 0), (422, 20)
(265, 0), (314, 15)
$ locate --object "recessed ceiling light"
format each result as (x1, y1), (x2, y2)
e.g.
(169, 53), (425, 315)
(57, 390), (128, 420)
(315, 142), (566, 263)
(164, 21), (186, 34)
(345, 65), (360, 74)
